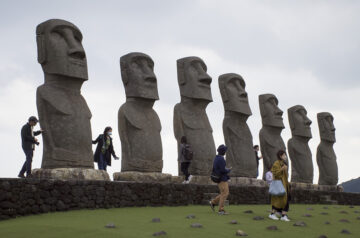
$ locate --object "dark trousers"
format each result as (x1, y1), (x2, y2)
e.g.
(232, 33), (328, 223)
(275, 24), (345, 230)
(98, 153), (107, 171)
(181, 162), (191, 181)
(20, 149), (33, 176)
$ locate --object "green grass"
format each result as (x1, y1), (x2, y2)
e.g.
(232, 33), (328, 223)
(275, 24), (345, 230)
(0, 204), (359, 238)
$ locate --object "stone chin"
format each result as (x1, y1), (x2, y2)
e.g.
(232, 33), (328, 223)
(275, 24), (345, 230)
(293, 128), (312, 139)
(225, 102), (252, 116)
(180, 87), (213, 102)
(263, 117), (285, 128)
(321, 133), (336, 143)
(42, 59), (88, 81)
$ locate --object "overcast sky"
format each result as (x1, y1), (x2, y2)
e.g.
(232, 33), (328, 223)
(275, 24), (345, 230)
(0, 0), (359, 183)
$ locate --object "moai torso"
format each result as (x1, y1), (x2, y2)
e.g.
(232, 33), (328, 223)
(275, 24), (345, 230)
(174, 57), (216, 176)
(317, 112), (338, 185)
(118, 52), (163, 172)
(259, 94), (286, 180)
(287, 105), (313, 183)
(36, 19), (93, 169)
(219, 73), (257, 177)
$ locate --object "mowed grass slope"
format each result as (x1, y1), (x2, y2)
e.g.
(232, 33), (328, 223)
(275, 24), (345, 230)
(0, 204), (359, 238)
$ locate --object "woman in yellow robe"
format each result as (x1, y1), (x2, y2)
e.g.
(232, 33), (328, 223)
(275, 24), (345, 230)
(269, 150), (291, 221)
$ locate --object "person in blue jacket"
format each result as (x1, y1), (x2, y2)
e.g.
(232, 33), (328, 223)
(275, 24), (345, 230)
(209, 144), (231, 215)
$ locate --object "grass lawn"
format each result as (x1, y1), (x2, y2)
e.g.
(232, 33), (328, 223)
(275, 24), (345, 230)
(0, 204), (359, 238)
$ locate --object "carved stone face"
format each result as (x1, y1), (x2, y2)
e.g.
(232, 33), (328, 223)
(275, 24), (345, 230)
(36, 19), (88, 80)
(288, 105), (312, 138)
(318, 112), (336, 142)
(259, 94), (284, 128)
(177, 57), (212, 101)
(219, 73), (252, 116)
(120, 52), (159, 100)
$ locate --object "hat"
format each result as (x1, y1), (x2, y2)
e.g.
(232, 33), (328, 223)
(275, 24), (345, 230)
(28, 116), (39, 123)
(217, 144), (228, 155)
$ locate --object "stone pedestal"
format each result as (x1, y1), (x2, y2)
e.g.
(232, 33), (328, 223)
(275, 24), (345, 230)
(113, 171), (172, 183)
(290, 182), (343, 192)
(32, 168), (110, 181)
(229, 177), (268, 187)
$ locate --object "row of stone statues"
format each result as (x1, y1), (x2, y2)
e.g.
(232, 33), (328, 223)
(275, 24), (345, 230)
(34, 19), (338, 186)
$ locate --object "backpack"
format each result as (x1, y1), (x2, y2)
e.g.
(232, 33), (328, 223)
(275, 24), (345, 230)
(183, 144), (193, 161)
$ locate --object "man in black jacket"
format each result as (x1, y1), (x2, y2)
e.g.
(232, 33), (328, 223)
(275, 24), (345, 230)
(18, 116), (42, 178)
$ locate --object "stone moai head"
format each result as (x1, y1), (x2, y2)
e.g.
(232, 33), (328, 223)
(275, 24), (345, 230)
(219, 73), (252, 116)
(36, 19), (88, 80)
(259, 94), (284, 128)
(288, 105), (312, 138)
(317, 112), (336, 143)
(177, 56), (212, 101)
(120, 52), (159, 100)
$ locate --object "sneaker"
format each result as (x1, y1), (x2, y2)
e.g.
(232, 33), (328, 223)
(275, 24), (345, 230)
(268, 213), (279, 220)
(280, 215), (290, 222)
(218, 210), (229, 215)
(18, 174), (25, 178)
(188, 175), (193, 183)
(209, 201), (215, 212)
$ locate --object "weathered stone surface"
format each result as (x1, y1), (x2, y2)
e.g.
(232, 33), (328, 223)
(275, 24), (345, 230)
(174, 56), (216, 176)
(153, 231), (167, 236)
(317, 112), (338, 185)
(118, 52), (162, 173)
(32, 168), (110, 181)
(219, 73), (256, 177)
(113, 172), (172, 183)
(230, 220), (238, 224)
(290, 182), (342, 192)
(293, 221), (307, 227)
(36, 19), (93, 169)
(287, 105), (313, 183)
(259, 94), (286, 179)
(235, 230), (248, 236)
(191, 223), (202, 228)
(229, 177), (268, 187)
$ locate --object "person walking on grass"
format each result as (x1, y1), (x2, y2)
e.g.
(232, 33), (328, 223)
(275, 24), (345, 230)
(269, 150), (291, 222)
(209, 144), (231, 215)
(18, 116), (43, 178)
(93, 127), (119, 171)
(178, 136), (193, 184)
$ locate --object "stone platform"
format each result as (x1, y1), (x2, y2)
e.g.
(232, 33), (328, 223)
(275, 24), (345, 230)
(113, 171), (173, 183)
(32, 168), (110, 181)
(290, 182), (343, 192)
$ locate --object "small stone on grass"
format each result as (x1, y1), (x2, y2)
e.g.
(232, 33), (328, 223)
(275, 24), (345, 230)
(318, 235), (327, 238)
(267, 225), (278, 231)
(153, 231), (167, 236)
(230, 220), (238, 224)
(357, 216), (360, 220)
(152, 218), (160, 223)
(293, 221), (306, 227)
(324, 221), (331, 225)
(235, 230), (248, 236)
(244, 210), (253, 214)
(320, 212), (329, 215)
(341, 229), (351, 234)
(253, 216), (264, 221)
(339, 219), (350, 223)
(340, 210), (348, 214)
(186, 214), (195, 219)
(105, 223), (116, 228)
(191, 223), (203, 228)
(307, 207), (314, 211)
(323, 206), (329, 209)
(303, 214), (312, 217)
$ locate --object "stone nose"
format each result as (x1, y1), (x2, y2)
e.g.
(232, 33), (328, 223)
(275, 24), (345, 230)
(305, 118), (312, 126)
(68, 48), (85, 59)
(275, 107), (283, 116)
(198, 74), (212, 85)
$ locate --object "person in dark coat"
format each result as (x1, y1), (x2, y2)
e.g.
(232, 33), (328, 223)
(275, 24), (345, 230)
(178, 136), (193, 184)
(92, 127), (119, 171)
(209, 144), (231, 215)
(18, 116), (42, 178)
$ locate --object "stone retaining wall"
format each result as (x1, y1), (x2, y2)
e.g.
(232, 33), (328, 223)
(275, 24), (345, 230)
(1, 178), (359, 221)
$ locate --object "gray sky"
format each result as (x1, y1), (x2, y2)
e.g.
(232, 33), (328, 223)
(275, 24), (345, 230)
(0, 0), (359, 183)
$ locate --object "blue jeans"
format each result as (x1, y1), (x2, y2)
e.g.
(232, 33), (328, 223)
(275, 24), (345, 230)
(98, 153), (107, 171)
(20, 149), (33, 176)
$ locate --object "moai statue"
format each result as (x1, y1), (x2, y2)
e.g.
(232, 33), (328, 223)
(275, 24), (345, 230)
(287, 105), (313, 183)
(219, 73), (257, 177)
(174, 56), (216, 176)
(317, 112), (338, 185)
(118, 52), (163, 172)
(259, 94), (286, 180)
(36, 19), (93, 169)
